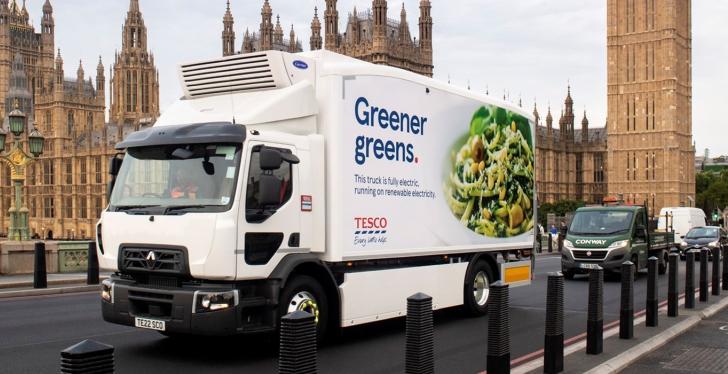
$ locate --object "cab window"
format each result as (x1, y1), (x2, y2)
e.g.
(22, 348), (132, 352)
(245, 145), (293, 222)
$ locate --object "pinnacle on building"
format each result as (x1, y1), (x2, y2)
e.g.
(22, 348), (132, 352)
(221, 0), (302, 55)
(110, 0), (160, 131)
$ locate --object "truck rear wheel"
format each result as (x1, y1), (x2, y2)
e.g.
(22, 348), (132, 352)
(463, 261), (495, 316)
(279, 275), (328, 342)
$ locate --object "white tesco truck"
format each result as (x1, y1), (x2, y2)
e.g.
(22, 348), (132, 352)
(98, 50), (536, 337)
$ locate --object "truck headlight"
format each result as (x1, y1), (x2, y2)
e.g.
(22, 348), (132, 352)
(608, 240), (630, 249)
(708, 241), (720, 248)
(193, 290), (239, 313)
(563, 240), (574, 250)
(101, 279), (113, 303)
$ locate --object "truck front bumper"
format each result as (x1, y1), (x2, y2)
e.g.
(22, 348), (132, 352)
(101, 274), (280, 336)
(561, 248), (629, 274)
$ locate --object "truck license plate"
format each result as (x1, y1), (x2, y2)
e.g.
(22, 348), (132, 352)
(135, 317), (166, 331)
(579, 263), (601, 270)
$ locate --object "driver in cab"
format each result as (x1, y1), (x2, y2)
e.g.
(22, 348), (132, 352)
(170, 168), (198, 199)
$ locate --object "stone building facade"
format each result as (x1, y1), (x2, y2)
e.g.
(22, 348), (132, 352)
(0, 0), (158, 240)
(534, 87), (608, 205)
(222, 0), (302, 56)
(314, 0), (433, 77)
(607, 0), (695, 214)
(222, 1), (432, 76)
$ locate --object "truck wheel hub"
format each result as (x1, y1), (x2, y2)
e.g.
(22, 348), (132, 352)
(473, 271), (490, 306)
(288, 291), (320, 324)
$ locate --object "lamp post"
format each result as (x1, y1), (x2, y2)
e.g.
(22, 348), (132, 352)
(0, 100), (45, 241)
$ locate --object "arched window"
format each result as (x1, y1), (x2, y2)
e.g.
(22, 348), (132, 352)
(87, 112), (93, 133)
(66, 110), (74, 136)
(45, 110), (52, 133)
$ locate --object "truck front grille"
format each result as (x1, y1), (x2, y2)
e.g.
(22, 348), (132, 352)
(573, 250), (608, 261)
(120, 247), (188, 275)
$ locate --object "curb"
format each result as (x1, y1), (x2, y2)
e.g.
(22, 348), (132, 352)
(0, 275), (109, 290)
(583, 296), (728, 374)
(0, 284), (101, 299)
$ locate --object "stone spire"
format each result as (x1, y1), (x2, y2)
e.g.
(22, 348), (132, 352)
(222, 0), (235, 56)
(96, 56), (105, 94)
(260, 0), (273, 50)
(581, 110), (589, 143)
(399, 3), (411, 43)
(324, 0), (339, 50)
(77, 60), (85, 93)
(289, 24), (296, 52)
(533, 102), (540, 125)
(310, 7), (322, 50)
(546, 105), (553, 134)
(372, 0), (388, 53)
(274, 15), (283, 44)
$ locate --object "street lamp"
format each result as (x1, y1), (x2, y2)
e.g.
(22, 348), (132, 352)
(0, 100), (45, 241)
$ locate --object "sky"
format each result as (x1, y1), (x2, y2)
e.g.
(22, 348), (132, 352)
(30, 0), (728, 156)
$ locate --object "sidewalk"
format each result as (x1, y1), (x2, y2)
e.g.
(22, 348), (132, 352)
(621, 301), (728, 374)
(0, 272), (110, 299)
(516, 287), (728, 374)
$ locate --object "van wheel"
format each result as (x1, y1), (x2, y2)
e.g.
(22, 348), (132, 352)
(658, 250), (668, 275)
(279, 275), (328, 342)
(464, 261), (495, 316)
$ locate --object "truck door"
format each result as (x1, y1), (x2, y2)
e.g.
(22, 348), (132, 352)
(237, 142), (302, 278)
(633, 209), (648, 268)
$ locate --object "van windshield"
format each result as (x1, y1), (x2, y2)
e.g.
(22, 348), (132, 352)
(109, 143), (242, 214)
(569, 211), (634, 236)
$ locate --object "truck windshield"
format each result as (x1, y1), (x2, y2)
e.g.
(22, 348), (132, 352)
(569, 211), (634, 236)
(685, 227), (718, 239)
(109, 143), (242, 214)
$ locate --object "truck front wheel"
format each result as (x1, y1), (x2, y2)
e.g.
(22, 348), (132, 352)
(463, 261), (495, 316)
(279, 275), (328, 341)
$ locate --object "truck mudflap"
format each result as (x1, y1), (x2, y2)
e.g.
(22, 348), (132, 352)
(499, 260), (532, 287)
(101, 275), (281, 336)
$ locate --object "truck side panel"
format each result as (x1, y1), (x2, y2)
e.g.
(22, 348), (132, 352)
(338, 262), (469, 326)
(322, 74), (536, 262)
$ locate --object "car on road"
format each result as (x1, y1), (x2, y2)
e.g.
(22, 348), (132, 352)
(679, 226), (727, 259)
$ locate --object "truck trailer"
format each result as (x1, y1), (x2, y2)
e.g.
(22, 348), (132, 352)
(97, 50), (536, 337)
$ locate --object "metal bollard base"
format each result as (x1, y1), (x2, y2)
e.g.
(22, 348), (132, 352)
(646, 299), (658, 327)
(487, 353), (510, 374)
(668, 292), (678, 317)
(685, 291), (695, 309)
(700, 281), (709, 302)
(619, 309), (633, 339)
(586, 319), (603, 355)
(543, 334), (564, 374)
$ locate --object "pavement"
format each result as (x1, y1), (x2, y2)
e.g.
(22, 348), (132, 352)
(0, 272), (109, 299)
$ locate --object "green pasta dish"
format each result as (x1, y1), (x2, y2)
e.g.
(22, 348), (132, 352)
(445, 106), (535, 238)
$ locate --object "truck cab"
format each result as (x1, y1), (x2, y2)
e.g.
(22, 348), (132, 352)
(561, 205), (672, 279)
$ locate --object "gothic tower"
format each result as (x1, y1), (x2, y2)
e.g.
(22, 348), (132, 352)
(110, 0), (160, 129)
(324, 0), (339, 50)
(222, 0), (235, 56)
(259, 0), (274, 51)
(372, 0), (388, 62)
(418, 0), (433, 72)
(310, 7), (322, 51)
(607, 0), (694, 212)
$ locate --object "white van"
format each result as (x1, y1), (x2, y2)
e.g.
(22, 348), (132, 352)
(657, 207), (707, 245)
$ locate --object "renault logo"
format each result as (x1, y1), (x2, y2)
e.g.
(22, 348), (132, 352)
(145, 251), (157, 268)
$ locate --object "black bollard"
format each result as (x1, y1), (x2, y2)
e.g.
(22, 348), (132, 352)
(406, 293), (434, 374)
(646, 257), (658, 327)
(586, 267), (603, 355)
(668, 254), (679, 317)
(712, 247), (721, 296)
(33, 241), (47, 289)
(723, 247), (728, 291)
(279, 311), (317, 374)
(487, 282), (511, 374)
(685, 250), (695, 309)
(700, 249), (709, 302)
(60, 339), (114, 373)
(544, 273), (564, 374)
(619, 261), (634, 339)
(548, 233), (553, 253)
(87, 241), (99, 285)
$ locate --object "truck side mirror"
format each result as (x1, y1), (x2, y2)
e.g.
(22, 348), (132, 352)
(260, 147), (300, 171)
(108, 155), (123, 200)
